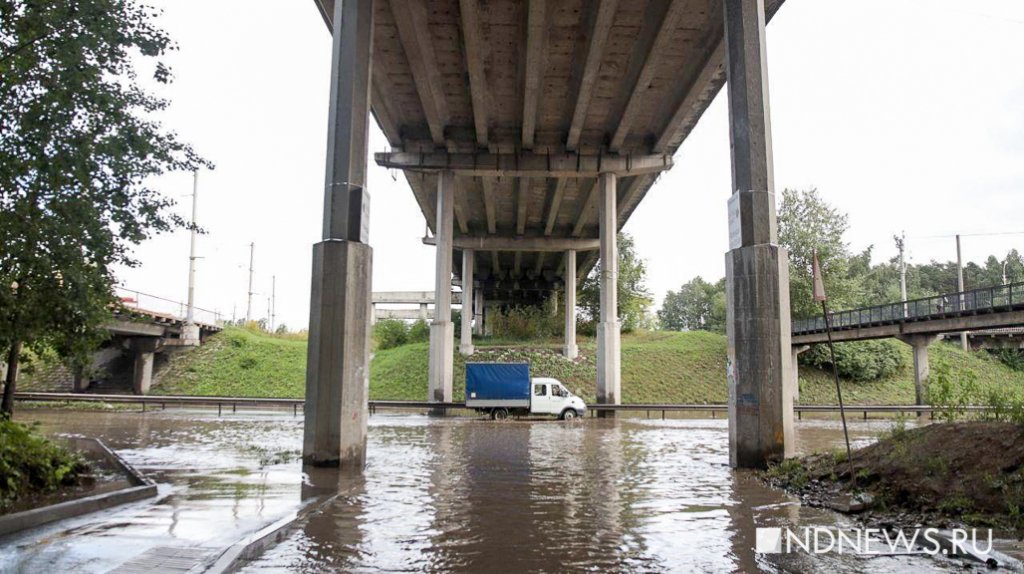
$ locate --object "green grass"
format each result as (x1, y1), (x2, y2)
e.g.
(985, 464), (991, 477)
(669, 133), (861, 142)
(151, 327), (1024, 405)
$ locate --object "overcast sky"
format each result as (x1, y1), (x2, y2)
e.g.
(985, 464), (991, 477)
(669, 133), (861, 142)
(115, 0), (1024, 330)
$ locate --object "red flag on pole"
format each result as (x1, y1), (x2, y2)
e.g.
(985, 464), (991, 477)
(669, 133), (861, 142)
(812, 250), (827, 302)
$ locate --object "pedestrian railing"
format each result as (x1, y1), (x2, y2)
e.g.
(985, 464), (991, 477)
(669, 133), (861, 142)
(792, 282), (1024, 335)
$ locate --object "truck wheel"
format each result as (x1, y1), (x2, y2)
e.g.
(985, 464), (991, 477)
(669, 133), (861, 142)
(561, 409), (578, 421)
(492, 408), (510, 421)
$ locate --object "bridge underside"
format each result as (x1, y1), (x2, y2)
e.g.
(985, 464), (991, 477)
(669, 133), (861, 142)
(305, 0), (792, 470)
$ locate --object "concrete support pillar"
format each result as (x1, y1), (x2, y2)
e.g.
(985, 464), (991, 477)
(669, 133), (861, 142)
(791, 345), (810, 402)
(370, 303), (377, 325)
(303, 0), (374, 470)
(564, 250), (578, 360)
(897, 334), (939, 408)
(428, 171), (455, 403)
(596, 173), (620, 414)
(473, 289), (484, 336)
(419, 303), (428, 320)
(724, 0), (793, 468)
(484, 302), (494, 336)
(130, 339), (160, 395)
(550, 290), (559, 317)
(459, 249), (475, 355)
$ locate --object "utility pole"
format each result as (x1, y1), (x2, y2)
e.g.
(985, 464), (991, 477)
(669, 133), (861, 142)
(186, 170), (199, 326)
(270, 275), (276, 333)
(1004, 259), (1009, 285)
(895, 231), (907, 317)
(246, 242), (255, 323)
(267, 297), (272, 331)
(956, 234), (968, 351)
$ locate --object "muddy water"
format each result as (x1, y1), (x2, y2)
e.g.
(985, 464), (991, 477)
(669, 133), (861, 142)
(2, 410), (963, 573)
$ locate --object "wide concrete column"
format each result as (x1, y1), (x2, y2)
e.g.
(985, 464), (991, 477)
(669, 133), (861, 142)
(724, 0), (793, 468)
(596, 173), (621, 415)
(563, 250), (578, 360)
(428, 171), (456, 403)
(897, 334), (939, 408)
(473, 289), (484, 336)
(130, 338), (160, 395)
(303, 0), (373, 470)
(459, 249), (475, 355)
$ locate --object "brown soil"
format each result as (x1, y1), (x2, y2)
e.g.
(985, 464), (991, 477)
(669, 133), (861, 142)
(765, 422), (1024, 535)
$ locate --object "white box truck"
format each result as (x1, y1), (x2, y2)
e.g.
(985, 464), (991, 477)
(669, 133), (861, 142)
(465, 362), (587, 420)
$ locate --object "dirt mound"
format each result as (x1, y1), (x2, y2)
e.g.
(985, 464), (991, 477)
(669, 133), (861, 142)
(766, 422), (1024, 535)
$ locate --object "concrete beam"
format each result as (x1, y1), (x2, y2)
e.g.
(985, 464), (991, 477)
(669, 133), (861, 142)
(515, 179), (528, 235)
(533, 252), (546, 277)
(106, 320), (166, 338)
(609, 0), (688, 152)
(654, 29), (726, 153)
(375, 151), (673, 178)
(572, 178), (598, 237)
(428, 171), (455, 403)
(564, 250), (579, 360)
(616, 174), (651, 220)
(513, 251), (523, 278)
(460, 250), (475, 355)
(458, 0), (489, 147)
(566, 0), (619, 151)
(372, 291), (462, 305)
(596, 173), (620, 416)
(421, 235), (599, 252)
(454, 177), (470, 235)
(725, 0), (792, 469)
(543, 178), (568, 236)
(521, 0), (546, 149)
(389, 0), (448, 146)
(481, 178), (497, 234)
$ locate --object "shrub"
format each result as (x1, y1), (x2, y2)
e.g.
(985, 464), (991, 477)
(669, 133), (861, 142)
(408, 319), (429, 344)
(0, 420), (88, 512)
(800, 339), (906, 381)
(373, 319), (409, 350)
(488, 306), (563, 340)
(991, 349), (1024, 372)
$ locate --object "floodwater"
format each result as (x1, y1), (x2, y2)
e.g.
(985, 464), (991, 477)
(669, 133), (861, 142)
(0, 409), (986, 573)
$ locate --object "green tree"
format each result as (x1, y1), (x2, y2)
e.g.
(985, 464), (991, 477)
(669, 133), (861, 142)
(659, 276), (725, 333)
(778, 188), (860, 319)
(579, 233), (653, 332)
(0, 1), (208, 415)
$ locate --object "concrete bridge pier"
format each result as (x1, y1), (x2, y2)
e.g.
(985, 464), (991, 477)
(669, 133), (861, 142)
(596, 173), (621, 416)
(459, 249), (475, 356)
(473, 289), (484, 336)
(791, 345), (810, 402)
(564, 250), (578, 360)
(131, 338), (161, 395)
(724, 0), (793, 468)
(428, 171), (455, 403)
(302, 0), (373, 470)
(897, 334), (939, 408)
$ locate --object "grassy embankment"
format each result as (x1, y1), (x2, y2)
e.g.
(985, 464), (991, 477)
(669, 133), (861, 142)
(149, 327), (1024, 404)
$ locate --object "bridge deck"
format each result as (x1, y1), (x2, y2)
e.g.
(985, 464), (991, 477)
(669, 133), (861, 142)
(314, 0), (782, 301)
(792, 282), (1024, 345)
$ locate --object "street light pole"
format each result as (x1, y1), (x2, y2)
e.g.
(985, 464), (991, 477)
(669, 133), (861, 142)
(246, 242), (255, 323)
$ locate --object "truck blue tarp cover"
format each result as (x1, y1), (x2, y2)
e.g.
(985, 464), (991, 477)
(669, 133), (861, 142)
(465, 363), (530, 406)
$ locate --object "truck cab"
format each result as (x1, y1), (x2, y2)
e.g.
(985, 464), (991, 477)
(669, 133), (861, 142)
(530, 377), (586, 419)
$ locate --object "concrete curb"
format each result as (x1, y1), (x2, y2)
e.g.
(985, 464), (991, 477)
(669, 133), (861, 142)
(0, 437), (157, 537)
(202, 489), (342, 573)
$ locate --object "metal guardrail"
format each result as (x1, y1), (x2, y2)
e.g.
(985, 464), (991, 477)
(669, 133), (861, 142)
(14, 392), (984, 420)
(793, 282), (1024, 335)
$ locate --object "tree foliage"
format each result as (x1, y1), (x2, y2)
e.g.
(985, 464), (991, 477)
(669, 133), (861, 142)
(658, 277), (725, 333)
(578, 233), (654, 332)
(0, 1), (208, 415)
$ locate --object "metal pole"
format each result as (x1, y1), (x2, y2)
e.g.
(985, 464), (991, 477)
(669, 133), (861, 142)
(956, 235), (968, 350)
(271, 275), (276, 333)
(896, 231), (907, 317)
(246, 242), (255, 323)
(186, 170), (199, 325)
(822, 300), (853, 467)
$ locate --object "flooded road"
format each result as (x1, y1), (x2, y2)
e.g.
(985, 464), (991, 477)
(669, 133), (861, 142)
(1, 410), (970, 572)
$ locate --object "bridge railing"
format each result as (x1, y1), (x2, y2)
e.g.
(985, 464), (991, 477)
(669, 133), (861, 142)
(115, 286), (222, 326)
(793, 281), (1024, 334)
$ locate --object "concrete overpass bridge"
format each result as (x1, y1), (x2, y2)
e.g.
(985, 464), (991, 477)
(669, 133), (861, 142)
(791, 282), (1024, 407)
(304, 0), (792, 470)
